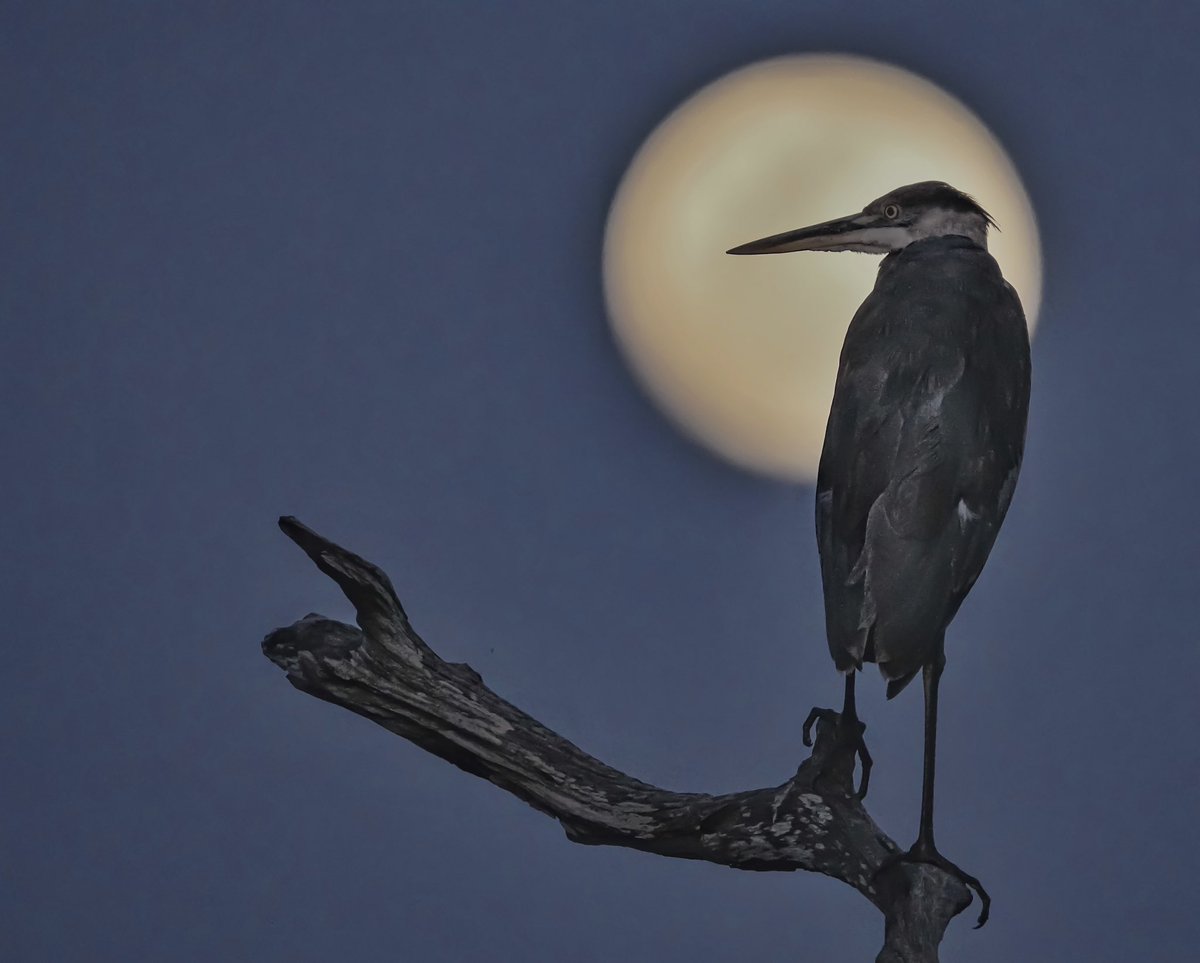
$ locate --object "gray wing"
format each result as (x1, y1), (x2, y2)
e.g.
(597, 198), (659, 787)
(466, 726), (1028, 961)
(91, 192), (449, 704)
(816, 268), (1030, 694)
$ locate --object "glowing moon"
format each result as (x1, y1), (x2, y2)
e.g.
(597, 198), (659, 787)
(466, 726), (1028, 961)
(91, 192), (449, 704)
(603, 55), (1041, 481)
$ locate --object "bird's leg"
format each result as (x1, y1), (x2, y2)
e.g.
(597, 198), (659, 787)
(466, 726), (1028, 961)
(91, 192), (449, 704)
(802, 672), (872, 799)
(838, 672), (873, 799)
(876, 658), (991, 927)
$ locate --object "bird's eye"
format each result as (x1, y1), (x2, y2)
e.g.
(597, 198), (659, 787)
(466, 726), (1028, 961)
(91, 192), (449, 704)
(883, 204), (901, 219)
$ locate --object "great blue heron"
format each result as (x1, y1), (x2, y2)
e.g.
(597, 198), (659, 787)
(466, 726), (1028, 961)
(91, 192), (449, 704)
(728, 181), (1032, 926)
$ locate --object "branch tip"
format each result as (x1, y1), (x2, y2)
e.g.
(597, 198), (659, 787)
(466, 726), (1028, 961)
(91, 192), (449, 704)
(276, 515), (416, 658)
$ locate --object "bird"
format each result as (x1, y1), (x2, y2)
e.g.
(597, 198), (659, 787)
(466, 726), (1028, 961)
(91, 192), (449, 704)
(727, 181), (1031, 927)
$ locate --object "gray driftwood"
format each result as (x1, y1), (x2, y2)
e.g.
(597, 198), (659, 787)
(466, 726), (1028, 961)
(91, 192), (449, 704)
(262, 516), (976, 962)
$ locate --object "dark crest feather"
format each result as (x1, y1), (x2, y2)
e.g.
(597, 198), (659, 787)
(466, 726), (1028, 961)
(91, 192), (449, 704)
(872, 181), (998, 230)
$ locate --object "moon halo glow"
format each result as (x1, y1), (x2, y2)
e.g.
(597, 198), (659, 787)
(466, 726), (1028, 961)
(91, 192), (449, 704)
(602, 55), (1041, 482)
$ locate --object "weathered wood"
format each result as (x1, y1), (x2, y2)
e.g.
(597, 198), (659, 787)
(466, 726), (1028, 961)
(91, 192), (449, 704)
(262, 516), (974, 961)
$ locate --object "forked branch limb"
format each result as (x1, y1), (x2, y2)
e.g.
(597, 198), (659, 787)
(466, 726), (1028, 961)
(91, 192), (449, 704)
(262, 517), (973, 962)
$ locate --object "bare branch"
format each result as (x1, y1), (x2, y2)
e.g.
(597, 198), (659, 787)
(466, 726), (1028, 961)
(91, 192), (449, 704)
(263, 517), (973, 962)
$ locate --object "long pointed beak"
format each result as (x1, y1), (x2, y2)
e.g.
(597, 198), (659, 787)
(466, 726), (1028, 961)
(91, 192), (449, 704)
(727, 213), (895, 255)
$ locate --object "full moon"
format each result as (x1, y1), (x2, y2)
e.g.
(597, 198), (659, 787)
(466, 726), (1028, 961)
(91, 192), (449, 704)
(603, 55), (1041, 481)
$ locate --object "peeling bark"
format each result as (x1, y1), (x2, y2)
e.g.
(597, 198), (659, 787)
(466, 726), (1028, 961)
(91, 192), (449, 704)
(262, 517), (975, 962)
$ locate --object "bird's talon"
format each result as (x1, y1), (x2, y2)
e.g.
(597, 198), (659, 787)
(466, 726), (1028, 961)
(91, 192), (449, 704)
(855, 739), (873, 799)
(873, 844), (991, 928)
(802, 706), (871, 798)
(801, 706), (832, 747)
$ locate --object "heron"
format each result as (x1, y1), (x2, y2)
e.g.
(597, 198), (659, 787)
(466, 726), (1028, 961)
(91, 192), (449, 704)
(728, 182), (1031, 926)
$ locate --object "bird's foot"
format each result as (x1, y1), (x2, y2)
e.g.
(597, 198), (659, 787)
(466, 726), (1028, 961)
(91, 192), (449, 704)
(875, 839), (990, 928)
(802, 706), (873, 799)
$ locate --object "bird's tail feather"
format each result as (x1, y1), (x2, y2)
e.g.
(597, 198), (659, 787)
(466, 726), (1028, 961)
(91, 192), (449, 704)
(885, 668), (919, 700)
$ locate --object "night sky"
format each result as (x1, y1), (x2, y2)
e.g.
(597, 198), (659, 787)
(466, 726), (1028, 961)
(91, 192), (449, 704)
(6, 2), (1199, 961)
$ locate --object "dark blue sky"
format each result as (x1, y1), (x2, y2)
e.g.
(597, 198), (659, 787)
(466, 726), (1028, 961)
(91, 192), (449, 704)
(5, 2), (1199, 960)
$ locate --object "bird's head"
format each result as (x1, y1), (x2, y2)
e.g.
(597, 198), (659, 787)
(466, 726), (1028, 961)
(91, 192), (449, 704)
(727, 181), (996, 256)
